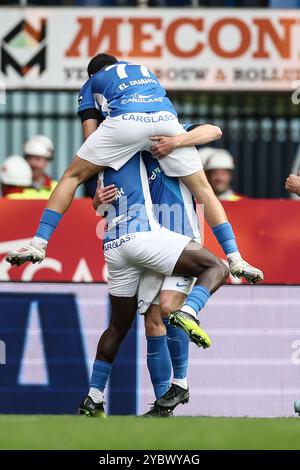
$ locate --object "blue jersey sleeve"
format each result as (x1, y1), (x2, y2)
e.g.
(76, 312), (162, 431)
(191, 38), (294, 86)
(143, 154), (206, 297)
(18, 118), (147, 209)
(78, 77), (98, 114)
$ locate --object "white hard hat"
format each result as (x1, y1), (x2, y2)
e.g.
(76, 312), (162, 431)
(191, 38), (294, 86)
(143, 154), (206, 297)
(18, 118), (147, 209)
(202, 148), (235, 171)
(0, 155), (32, 187)
(24, 135), (54, 159)
(197, 147), (217, 167)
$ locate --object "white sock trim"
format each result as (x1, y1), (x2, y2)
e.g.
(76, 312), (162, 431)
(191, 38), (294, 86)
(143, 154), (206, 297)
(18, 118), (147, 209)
(173, 378), (188, 390)
(33, 236), (48, 246)
(88, 387), (104, 404)
(181, 305), (197, 318)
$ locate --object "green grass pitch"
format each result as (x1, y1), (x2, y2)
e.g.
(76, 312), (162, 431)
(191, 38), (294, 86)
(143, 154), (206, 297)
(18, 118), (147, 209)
(0, 416), (300, 450)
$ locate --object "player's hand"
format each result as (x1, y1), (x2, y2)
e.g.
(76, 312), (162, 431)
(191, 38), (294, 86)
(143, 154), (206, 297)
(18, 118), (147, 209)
(150, 135), (183, 159)
(6, 239), (47, 267)
(227, 253), (264, 284)
(92, 181), (118, 209)
(285, 172), (300, 196)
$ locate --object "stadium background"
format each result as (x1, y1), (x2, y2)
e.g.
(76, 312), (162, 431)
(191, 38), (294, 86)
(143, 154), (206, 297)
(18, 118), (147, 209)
(1, 0), (300, 421)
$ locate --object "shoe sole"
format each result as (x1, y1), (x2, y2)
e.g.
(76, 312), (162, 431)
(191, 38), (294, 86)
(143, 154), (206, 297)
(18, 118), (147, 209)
(142, 412), (173, 418)
(6, 255), (43, 266)
(169, 314), (211, 349)
(181, 395), (190, 405)
(157, 392), (190, 411)
(78, 407), (107, 419)
(232, 269), (263, 284)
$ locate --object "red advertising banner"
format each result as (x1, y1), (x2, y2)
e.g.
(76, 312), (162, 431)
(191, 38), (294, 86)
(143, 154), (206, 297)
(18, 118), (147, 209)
(0, 198), (300, 284)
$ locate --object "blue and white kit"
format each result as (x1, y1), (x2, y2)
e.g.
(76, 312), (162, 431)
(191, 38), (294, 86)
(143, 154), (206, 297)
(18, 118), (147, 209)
(86, 128), (201, 303)
(77, 61), (202, 177)
(95, 152), (192, 297)
(137, 150), (201, 313)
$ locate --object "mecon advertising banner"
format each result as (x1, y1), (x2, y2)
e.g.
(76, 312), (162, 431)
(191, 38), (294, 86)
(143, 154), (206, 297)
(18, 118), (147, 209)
(0, 8), (300, 90)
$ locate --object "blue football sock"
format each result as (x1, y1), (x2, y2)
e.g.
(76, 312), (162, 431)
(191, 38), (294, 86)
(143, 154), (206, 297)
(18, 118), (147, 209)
(163, 318), (189, 380)
(183, 285), (211, 316)
(35, 209), (62, 242)
(212, 222), (238, 256)
(146, 335), (172, 400)
(90, 359), (112, 392)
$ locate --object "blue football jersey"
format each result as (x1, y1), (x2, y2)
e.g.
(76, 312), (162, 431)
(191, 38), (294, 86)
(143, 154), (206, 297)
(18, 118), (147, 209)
(85, 123), (200, 240)
(143, 152), (200, 240)
(78, 61), (176, 118)
(95, 152), (159, 243)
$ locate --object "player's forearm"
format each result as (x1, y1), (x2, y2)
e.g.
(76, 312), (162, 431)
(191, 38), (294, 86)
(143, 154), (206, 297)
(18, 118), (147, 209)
(175, 125), (222, 148)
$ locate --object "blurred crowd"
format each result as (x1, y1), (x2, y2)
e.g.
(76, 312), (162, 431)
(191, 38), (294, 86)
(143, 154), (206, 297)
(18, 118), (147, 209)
(0, 137), (244, 201)
(0, 135), (57, 199)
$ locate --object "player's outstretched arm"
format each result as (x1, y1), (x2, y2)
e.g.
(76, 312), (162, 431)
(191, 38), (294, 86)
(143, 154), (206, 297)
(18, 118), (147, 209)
(150, 124), (222, 159)
(6, 155), (103, 267)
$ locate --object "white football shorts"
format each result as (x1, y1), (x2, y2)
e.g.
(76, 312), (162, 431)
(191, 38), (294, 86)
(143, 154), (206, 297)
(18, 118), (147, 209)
(104, 227), (191, 297)
(77, 112), (203, 177)
(137, 237), (201, 314)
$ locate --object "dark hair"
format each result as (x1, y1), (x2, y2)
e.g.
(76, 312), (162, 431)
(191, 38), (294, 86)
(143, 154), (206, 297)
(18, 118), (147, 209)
(87, 54), (118, 77)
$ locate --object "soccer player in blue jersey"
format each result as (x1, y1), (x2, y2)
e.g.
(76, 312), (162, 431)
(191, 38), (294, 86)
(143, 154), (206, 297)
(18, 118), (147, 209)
(78, 121), (262, 417)
(86, 124), (207, 416)
(92, 148), (201, 417)
(81, 148), (230, 417)
(7, 52), (263, 291)
(6, 55), (264, 416)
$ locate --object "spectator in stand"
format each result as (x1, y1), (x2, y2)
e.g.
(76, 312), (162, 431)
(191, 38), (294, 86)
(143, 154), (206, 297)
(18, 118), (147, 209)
(0, 154), (56, 200)
(0, 155), (32, 199)
(199, 147), (245, 201)
(23, 135), (57, 198)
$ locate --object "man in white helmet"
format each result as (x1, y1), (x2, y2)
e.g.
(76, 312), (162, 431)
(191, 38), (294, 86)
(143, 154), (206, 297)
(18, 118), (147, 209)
(0, 155), (32, 198)
(0, 155), (49, 199)
(200, 148), (245, 202)
(24, 135), (57, 197)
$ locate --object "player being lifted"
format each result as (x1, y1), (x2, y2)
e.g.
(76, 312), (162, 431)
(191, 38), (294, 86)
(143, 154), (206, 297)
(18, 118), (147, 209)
(76, 71), (237, 415)
(7, 53), (263, 336)
(7, 52), (263, 279)
(6, 56), (264, 418)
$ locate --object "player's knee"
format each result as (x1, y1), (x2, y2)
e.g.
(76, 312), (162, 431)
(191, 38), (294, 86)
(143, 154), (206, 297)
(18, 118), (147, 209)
(160, 300), (175, 317)
(109, 321), (131, 341)
(215, 258), (229, 285)
(144, 316), (166, 337)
